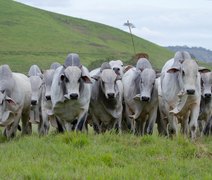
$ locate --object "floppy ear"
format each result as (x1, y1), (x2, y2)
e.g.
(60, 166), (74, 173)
(167, 67), (180, 73)
(82, 76), (92, 84)
(198, 67), (211, 73)
(124, 65), (133, 73)
(5, 96), (18, 112)
(5, 96), (16, 105)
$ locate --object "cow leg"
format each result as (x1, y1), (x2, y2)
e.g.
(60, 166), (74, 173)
(39, 109), (50, 135)
(198, 120), (205, 137)
(181, 113), (189, 137)
(130, 117), (136, 134)
(140, 119), (147, 136)
(76, 113), (88, 132)
(91, 115), (101, 133)
(203, 116), (212, 136)
(113, 116), (122, 134)
(189, 105), (199, 139)
(4, 109), (24, 138)
(134, 118), (140, 135)
(21, 110), (32, 135)
(75, 111), (88, 132)
(56, 117), (65, 133)
(167, 113), (178, 138)
(146, 107), (157, 135)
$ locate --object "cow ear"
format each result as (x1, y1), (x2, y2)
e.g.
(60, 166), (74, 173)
(124, 65), (133, 73)
(5, 96), (16, 105)
(167, 67), (180, 73)
(82, 76), (92, 84)
(198, 67), (211, 73)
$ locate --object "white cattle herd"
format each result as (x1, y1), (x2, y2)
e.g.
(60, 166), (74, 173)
(0, 51), (211, 139)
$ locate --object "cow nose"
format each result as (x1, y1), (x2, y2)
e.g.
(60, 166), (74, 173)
(113, 67), (120, 72)
(45, 95), (51, 101)
(141, 96), (150, 102)
(107, 93), (115, 99)
(205, 93), (211, 98)
(31, 100), (37, 105)
(187, 89), (195, 95)
(113, 68), (120, 75)
(70, 93), (78, 99)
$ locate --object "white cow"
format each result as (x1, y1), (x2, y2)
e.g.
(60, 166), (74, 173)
(28, 65), (45, 135)
(159, 51), (201, 139)
(198, 70), (212, 135)
(0, 65), (32, 138)
(122, 58), (158, 135)
(109, 60), (124, 77)
(89, 63), (123, 133)
(51, 65), (92, 132)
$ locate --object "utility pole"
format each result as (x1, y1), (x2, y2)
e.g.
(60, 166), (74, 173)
(124, 20), (136, 55)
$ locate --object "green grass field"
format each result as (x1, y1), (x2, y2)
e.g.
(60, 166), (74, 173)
(0, 1), (212, 179)
(0, 130), (212, 179)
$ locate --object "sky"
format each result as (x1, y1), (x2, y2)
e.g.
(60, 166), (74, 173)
(15, 0), (212, 50)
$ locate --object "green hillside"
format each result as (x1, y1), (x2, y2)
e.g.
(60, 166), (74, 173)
(0, 0), (173, 73)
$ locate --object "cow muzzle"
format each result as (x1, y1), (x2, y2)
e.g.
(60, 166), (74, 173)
(141, 96), (150, 102)
(204, 93), (211, 98)
(186, 89), (195, 95)
(31, 100), (37, 105)
(107, 93), (115, 99)
(45, 95), (51, 101)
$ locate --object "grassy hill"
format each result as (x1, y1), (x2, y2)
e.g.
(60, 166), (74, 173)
(0, 0), (174, 73)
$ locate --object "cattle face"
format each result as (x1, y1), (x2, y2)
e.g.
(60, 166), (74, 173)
(43, 69), (55, 101)
(201, 72), (212, 98)
(167, 59), (199, 95)
(137, 68), (156, 102)
(100, 69), (120, 99)
(61, 66), (92, 100)
(0, 91), (17, 126)
(29, 76), (43, 105)
(109, 60), (124, 77)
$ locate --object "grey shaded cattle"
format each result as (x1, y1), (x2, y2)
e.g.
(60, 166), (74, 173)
(28, 64), (42, 77)
(109, 60), (124, 77)
(50, 62), (61, 70)
(0, 65), (32, 138)
(28, 65), (45, 135)
(51, 65), (92, 132)
(64, 53), (81, 67)
(39, 69), (57, 135)
(122, 59), (158, 135)
(136, 58), (152, 71)
(198, 71), (212, 135)
(89, 64), (123, 133)
(159, 52), (201, 139)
